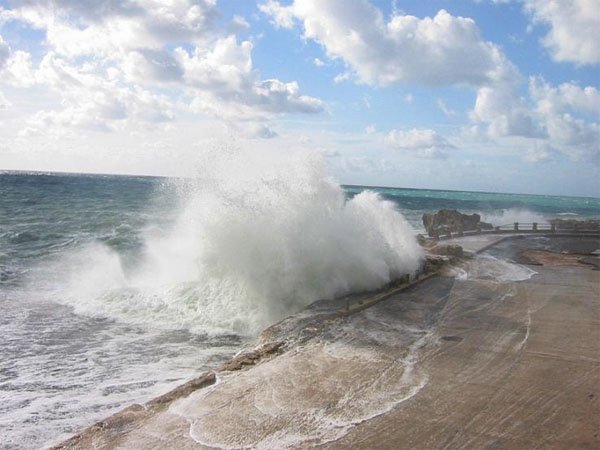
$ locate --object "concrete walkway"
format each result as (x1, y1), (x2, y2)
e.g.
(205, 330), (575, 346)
(56, 236), (600, 449)
(438, 233), (511, 254)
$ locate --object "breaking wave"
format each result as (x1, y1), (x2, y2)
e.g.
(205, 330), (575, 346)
(47, 149), (423, 335)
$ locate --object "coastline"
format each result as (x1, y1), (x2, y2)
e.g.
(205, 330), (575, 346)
(53, 234), (600, 449)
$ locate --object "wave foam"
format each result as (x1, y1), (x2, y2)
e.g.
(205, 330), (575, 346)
(47, 149), (423, 335)
(480, 209), (548, 227)
(173, 334), (431, 449)
(449, 254), (537, 283)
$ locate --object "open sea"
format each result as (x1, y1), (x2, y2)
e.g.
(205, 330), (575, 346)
(1, 170), (599, 449)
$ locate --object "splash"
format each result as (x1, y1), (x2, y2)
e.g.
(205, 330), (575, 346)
(448, 254), (537, 283)
(53, 149), (423, 335)
(479, 209), (548, 227)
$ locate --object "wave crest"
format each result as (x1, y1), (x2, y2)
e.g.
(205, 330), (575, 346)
(52, 150), (423, 335)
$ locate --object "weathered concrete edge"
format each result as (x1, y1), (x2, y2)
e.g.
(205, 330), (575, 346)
(339, 270), (442, 316)
(52, 342), (286, 450)
(51, 372), (217, 450)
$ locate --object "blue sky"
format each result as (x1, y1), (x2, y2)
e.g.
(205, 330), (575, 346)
(0, 0), (598, 196)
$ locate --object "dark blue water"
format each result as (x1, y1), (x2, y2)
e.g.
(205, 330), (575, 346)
(1, 171), (598, 449)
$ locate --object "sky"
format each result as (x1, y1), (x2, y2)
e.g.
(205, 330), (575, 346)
(0, 0), (598, 196)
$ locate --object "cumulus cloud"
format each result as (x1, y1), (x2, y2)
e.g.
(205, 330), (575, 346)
(2, 0), (218, 57)
(471, 75), (599, 162)
(178, 35), (323, 120)
(258, 0), (296, 29)
(260, 0), (517, 86)
(123, 49), (185, 83)
(528, 77), (599, 161)
(0, 0), (323, 135)
(470, 84), (545, 138)
(16, 52), (174, 135)
(385, 128), (454, 158)
(529, 77), (600, 115)
(524, 0), (600, 65)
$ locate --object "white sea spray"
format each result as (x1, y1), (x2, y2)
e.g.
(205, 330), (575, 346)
(53, 149), (423, 335)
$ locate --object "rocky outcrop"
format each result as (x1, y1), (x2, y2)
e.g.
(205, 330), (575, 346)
(550, 219), (600, 232)
(422, 209), (493, 237)
(430, 244), (464, 257)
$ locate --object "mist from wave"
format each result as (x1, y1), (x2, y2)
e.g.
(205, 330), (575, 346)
(36, 149), (423, 336)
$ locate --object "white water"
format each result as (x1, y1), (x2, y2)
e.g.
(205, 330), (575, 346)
(448, 254), (537, 283)
(479, 209), (548, 227)
(172, 315), (433, 449)
(49, 149), (423, 335)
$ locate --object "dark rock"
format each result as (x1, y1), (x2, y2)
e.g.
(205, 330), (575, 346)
(422, 255), (449, 274)
(422, 209), (492, 237)
(430, 244), (464, 257)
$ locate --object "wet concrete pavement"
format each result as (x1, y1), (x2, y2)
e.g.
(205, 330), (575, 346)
(57, 236), (600, 449)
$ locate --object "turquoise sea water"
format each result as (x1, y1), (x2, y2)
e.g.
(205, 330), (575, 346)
(1, 171), (598, 449)
(345, 184), (600, 228)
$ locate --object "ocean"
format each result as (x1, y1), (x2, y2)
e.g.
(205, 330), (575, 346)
(1, 169), (599, 449)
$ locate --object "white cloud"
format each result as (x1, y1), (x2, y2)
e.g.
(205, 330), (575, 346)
(2, 0), (218, 58)
(385, 128), (454, 158)
(178, 36), (323, 120)
(0, 91), (10, 109)
(0, 0), (323, 135)
(437, 98), (457, 117)
(3, 50), (37, 86)
(313, 57), (325, 67)
(261, 1), (517, 86)
(15, 52), (174, 135)
(333, 72), (351, 84)
(470, 76), (599, 162)
(176, 35), (253, 91)
(529, 77), (600, 115)
(0, 35), (9, 70)
(470, 84), (545, 138)
(123, 49), (185, 83)
(230, 15), (250, 31)
(529, 77), (599, 160)
(258, 0), (295, 29)
(524, 143), (555, 163)
(524, 0), (600, 65)
(226, 121), (278, 139)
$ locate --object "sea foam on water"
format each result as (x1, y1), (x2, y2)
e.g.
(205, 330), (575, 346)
(58, 148), (423, 335)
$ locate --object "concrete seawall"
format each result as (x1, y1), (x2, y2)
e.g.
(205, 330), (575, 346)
(55, 236), (600, 449)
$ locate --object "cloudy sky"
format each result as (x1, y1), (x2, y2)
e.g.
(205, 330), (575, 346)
(0, 0), (598, 196)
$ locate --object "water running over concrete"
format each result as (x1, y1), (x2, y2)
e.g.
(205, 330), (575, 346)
(55, 236), (600, 449)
